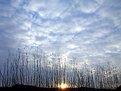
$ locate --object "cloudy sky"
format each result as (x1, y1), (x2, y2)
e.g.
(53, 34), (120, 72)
(0, 0), (121, 66)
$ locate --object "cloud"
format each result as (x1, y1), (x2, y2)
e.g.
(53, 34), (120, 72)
(24, 0), (71, 19)
(0, 0), (121, 67)
(77, 0), (100, 13)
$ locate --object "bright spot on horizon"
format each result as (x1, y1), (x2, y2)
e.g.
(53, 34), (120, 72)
(58, 83), (68, 89)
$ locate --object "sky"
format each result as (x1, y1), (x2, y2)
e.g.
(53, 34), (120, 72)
(0, 0), (121, 66)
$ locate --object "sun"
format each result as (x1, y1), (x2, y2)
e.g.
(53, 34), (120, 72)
(58, 83), (68, 89)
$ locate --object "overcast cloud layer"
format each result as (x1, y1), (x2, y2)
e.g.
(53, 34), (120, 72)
(0, 0), (121, 66)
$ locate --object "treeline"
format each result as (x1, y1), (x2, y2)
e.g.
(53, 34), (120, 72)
(0, 48), (121, 88)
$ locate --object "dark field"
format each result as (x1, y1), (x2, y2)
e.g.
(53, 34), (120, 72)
(0, 85), (121, 91)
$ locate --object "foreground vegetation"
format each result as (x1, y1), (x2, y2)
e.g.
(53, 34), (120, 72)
(0, 48), (121, 89)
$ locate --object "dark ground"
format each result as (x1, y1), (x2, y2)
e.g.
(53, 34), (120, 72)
(0, 85), (121, 91)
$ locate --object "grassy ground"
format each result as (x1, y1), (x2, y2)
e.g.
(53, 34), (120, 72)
(0, 85), (120, 91)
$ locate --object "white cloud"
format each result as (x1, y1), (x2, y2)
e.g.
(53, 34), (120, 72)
(67, 44), (78, 49)
(25, 0), (71, 19)
(77, 0), (100, 13)
(0, 0), (121, 67)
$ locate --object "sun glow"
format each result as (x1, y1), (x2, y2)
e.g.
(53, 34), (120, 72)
(58, 83), (68, 89)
